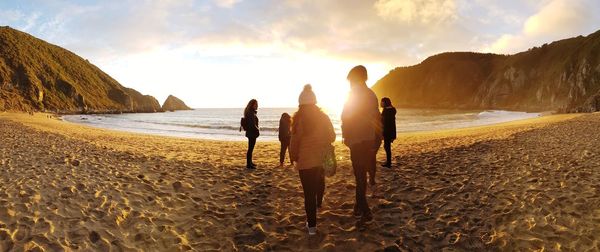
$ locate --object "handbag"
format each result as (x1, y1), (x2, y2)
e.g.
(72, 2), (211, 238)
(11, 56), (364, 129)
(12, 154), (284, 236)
(323, 144), (337, 177)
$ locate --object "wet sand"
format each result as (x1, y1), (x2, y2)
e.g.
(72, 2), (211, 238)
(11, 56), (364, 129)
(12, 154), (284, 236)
(1, 112), (599, 251)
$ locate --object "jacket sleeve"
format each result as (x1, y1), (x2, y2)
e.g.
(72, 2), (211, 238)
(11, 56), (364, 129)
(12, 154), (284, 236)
(254, 115), (260, 132)
(325, 114), (336, 144)
(290, 122), (301, 162)
(372, 96), (383, 143)
(341, 100), (351, 140)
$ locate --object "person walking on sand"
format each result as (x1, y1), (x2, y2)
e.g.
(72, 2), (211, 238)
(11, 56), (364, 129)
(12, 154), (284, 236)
(278, 113), (292, 167)
(290, 84), (336, 235)
(341, 65), (382, 224)
(243, 99), (260, 169)
(381, 97), (397, 168)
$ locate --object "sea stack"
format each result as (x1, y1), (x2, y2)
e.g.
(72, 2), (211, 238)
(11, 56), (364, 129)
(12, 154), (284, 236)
(162, 95), (192, 111)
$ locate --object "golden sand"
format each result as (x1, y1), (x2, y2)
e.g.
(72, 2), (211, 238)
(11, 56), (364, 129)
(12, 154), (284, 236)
(1, 112), (599, 251)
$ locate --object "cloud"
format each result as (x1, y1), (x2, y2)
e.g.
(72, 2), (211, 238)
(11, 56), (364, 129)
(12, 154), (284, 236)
(3, 0), (597, 107)
(178, 0), (472, 67)
(214, 0), (243, 8)
(4, 0), (597, 67)
(523, 0), (590, 36)
(484, 0), (600, 54)
(374, 0), (457, 24)
(0, 9), (24, 22)
(2, 0), (481, 67)
(0, 9), (40, 32)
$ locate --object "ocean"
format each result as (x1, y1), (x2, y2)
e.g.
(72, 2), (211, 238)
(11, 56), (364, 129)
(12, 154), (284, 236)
(61, 108), (541, 141)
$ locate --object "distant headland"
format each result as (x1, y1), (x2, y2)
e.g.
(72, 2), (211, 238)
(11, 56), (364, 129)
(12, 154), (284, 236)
(0, 26), (191, 114)
(373, 29), (600, 113)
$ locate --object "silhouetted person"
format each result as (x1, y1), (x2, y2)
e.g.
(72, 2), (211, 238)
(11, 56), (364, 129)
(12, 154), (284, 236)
(278, 113), (292, 167)
(381, 97), (397, 168)
(243, 99), (259, 169)
(290, 84), (335, 235)
(341, 65), (382, 224)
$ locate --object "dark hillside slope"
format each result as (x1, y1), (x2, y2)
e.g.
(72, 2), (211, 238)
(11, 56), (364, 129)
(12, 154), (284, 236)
(0, 26), (161, 113)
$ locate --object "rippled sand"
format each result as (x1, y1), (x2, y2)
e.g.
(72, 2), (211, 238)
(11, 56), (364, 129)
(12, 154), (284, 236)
(1, 112), (598, 251)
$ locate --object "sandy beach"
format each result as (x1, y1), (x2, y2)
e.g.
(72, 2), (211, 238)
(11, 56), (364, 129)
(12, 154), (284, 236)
(1, 111), (599, 251)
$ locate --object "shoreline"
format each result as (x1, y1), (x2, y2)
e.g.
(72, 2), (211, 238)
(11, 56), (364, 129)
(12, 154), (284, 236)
(57, 109), (550, 143)
(1, 111), (598, 251)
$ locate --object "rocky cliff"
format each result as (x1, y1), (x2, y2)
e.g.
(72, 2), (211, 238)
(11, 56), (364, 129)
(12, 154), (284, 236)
(372, 29), (600, 112)
(162, 95), (192, 111)
(0, 26), (162, 113)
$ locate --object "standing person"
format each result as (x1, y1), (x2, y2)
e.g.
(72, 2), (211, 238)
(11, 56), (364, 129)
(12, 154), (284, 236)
(290, 84), (336, 235)
(341, 65), (382, 224)
(278, 113), (292, 167)
(381, 97), (397, 168)
(243, 99), (260, 169)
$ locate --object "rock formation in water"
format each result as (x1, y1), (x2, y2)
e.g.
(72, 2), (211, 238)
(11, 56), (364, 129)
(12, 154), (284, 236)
(0, 26), (162, 113)
(372, 29), (600, 112)
(161, 95), (192, 111)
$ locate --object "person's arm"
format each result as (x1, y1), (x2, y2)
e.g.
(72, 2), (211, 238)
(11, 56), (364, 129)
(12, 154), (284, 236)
(325, 114), (336, 144)
(372, 95), (383, 146)
(340, 104), (347, 138)
(254, 115), (260, 131)
(290, 122), (302, 163)
(341, 99), (352, 144)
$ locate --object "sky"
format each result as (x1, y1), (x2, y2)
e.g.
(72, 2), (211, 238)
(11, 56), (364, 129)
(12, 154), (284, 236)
(1, 0), (599, 109)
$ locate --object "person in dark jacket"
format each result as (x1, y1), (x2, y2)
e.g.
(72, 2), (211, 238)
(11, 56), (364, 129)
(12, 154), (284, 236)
(244, 99), (260, 169)
(341, 65), (382, 225)
(278, 112), (292, 167)
(380, 97), (397, 168)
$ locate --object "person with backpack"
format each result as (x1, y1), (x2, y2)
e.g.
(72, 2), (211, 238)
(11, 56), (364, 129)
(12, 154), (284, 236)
(290, 84), (336, 235)
(341, 65), (382, 225)
(242, 99), (260, 169)
(278, 113), (292, 167)
(380, 97), (397, 168)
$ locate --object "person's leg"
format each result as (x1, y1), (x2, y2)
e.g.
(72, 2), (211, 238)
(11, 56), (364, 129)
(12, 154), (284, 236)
(316, 167), (325, 208)
(350, 143), (371, 216)
(287, 141), (293, 165)
(279, 140), (286, 164)
(384, 139), (392, 166)
(367, 141), (377, 186)
(247, 137), (256, 167)
(284, 139), (290, 164)
(350, 146), (361, 215)
(299, 168), (318, 227)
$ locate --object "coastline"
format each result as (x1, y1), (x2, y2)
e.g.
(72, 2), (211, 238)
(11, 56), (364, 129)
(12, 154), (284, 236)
(1, 111), (598, 251)
(58, 108), (545, 142)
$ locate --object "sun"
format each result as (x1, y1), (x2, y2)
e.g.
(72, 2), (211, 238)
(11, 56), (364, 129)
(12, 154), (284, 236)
(318, 88), (349, 115)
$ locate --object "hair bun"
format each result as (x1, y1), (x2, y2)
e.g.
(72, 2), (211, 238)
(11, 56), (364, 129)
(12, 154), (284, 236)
(303, 84), (312, 90)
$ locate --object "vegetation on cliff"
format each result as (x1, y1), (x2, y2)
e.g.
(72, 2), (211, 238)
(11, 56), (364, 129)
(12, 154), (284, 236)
(0, 26), (161, 113)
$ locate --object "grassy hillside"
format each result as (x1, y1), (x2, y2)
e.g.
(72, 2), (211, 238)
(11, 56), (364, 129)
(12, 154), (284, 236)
(0, 26), (161, 113)
(373, 29), (600, 112)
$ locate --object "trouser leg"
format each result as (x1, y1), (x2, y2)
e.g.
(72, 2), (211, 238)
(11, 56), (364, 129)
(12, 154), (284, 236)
(299, 168), (318, 227)
(247, 137), (256, 166)
(279, 139), (289, 164)
(384, 139), (392, 165)
(366, 142), (377, 185)
(350, 143), (371, 215)
(316, 167), (325, 207)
